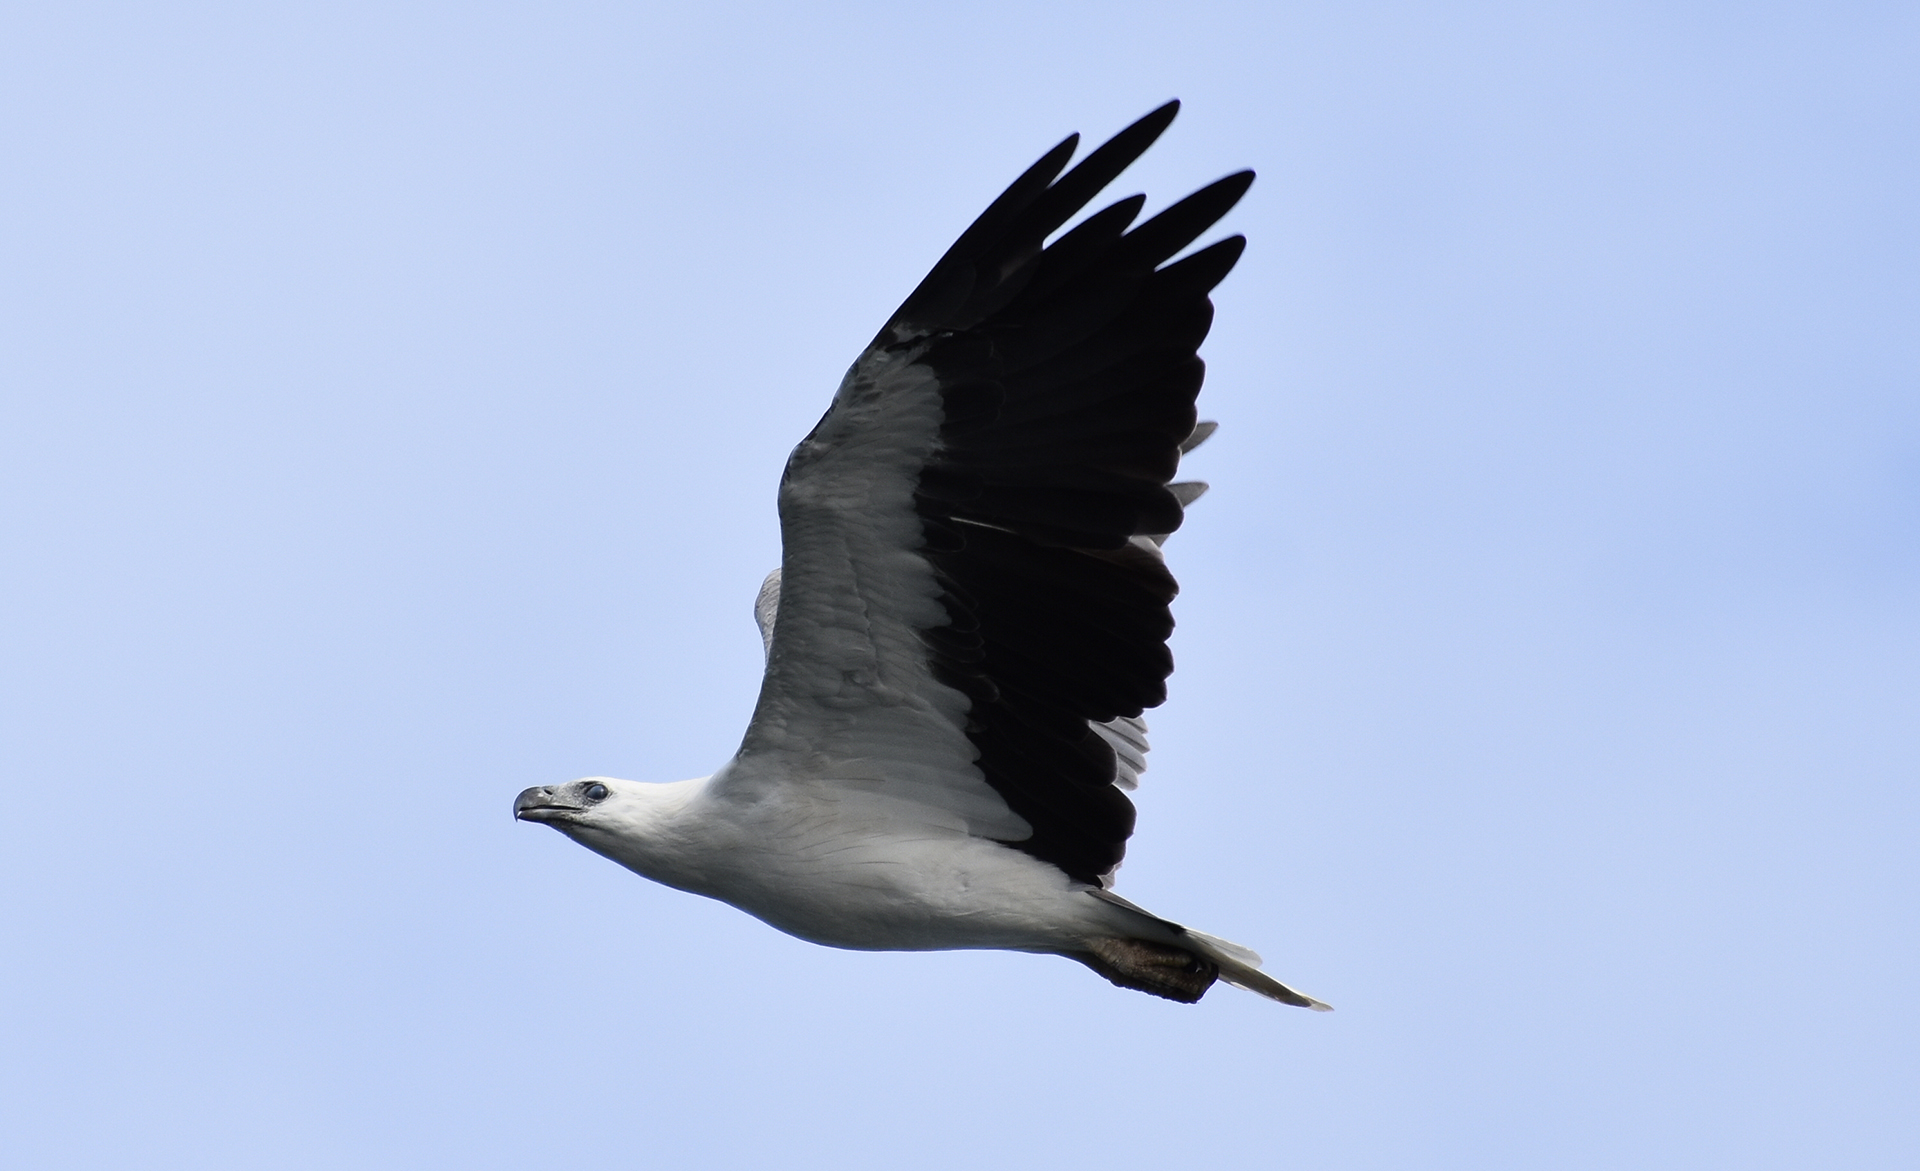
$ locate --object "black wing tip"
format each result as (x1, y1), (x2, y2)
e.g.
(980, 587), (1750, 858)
(1072, 100), (1183, 183)
(1219, 168), (1257, 198)
(1114, 169), (1258, 270)
(1033, 101), (1181, 181)
(1209, 232), (1250, 258)
(1041, 131), (1081, 170)
(1103, 100), (1182, 173)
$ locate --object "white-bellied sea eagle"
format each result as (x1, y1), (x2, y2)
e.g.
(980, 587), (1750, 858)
(515, 102), (1329, 1008)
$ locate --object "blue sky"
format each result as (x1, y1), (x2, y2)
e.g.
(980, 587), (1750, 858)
(2, 3), (1915, 1167)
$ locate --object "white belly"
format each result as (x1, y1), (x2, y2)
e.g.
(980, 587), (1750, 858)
(582, 785), (1106, 954)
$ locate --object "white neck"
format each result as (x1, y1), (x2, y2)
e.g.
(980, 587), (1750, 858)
(557, 776), (716, 894)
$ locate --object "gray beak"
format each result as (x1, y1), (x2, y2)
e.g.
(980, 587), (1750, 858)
(514, 785), (571, 823)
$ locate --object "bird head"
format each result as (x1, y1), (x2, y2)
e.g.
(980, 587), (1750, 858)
(513, 778), (618, 826)
(512, 775), (705, 888)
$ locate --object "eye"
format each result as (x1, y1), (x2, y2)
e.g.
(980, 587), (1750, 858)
(584, 783), (609, 802)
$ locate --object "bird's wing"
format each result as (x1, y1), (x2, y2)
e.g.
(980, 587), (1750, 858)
(720, 101), (1250, 886)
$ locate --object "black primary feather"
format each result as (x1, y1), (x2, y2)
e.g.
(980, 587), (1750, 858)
(892, 101), (1250, 885)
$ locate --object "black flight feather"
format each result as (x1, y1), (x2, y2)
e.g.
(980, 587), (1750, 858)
(882, 103), (1250, 885)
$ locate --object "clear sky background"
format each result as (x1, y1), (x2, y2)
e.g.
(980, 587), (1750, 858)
(3, 2), (1915, 1168)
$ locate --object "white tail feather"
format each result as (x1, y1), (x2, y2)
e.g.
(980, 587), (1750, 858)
(1198, 942), (1334, 1011)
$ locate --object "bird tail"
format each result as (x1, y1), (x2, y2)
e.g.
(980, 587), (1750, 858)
(1182, 928), (1333, 1011)
(1082, 889), (1333, 1010)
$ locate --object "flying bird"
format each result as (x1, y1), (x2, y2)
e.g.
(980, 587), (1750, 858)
(515, 102), (1328, 1008)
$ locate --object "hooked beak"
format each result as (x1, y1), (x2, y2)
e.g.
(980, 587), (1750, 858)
(513, 785), (577, 823)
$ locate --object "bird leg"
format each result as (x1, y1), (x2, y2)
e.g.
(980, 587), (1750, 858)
(1074, 938), (1220, 1003)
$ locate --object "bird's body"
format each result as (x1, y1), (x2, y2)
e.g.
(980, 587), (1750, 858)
(549, 769), (1115, 955)
(516, 102), (1328, 1008)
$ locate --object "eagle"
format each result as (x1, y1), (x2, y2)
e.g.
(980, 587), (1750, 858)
(515, 101), (1328, 1008)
